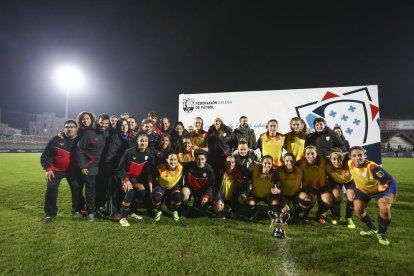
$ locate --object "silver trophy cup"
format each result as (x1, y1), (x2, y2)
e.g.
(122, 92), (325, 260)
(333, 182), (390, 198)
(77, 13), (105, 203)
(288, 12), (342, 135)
(268, 211), (290, 239)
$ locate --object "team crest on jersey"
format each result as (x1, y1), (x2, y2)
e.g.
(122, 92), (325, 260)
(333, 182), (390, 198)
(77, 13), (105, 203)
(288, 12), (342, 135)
(326, 136), (331, 141)
(361, 172), (367, 177)
(376, 171), (384, 178)
(203, 173), (207, 177)
(132, 156), (136, 160)
(183, 98), (194, 113)
(295, 87), (380, 146)
(59, 142), (64, 146)
(145, 156), (148, 160)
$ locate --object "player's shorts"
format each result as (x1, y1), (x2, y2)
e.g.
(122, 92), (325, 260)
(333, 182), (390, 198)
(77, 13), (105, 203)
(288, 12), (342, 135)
(280, 193), (299, 208)
(329, 179), (355, 190)
(129, 176), (148, 186)
(153, 184), (181, 202)
(389, 180), (397, 195)
(354, 188), (391, 203)
(183, 186), (213, 203)
(301, 185), (331, 196)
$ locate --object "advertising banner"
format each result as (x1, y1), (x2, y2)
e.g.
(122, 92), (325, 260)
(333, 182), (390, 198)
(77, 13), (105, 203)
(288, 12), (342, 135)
(179, 85), (382, 163)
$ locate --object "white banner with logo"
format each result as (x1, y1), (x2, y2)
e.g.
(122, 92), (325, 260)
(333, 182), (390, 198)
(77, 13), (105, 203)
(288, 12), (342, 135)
(178, 85), (382, 163)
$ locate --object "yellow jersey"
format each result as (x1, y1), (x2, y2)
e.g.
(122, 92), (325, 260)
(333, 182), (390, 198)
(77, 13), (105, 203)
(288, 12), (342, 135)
(284, 132), (306, 161)
(178, 150), (195, 164)
(348, 159), (392, 194)
(326, 161), (352, 185)
(156, 163), (184, 189)
(259, 132), (285, 167)
(220, 173), (235, 201)
(277, 166), (302, 197)
(251, 165), (277, 198)
(297, 156), (328, 189)
(190, 131), (207, 148)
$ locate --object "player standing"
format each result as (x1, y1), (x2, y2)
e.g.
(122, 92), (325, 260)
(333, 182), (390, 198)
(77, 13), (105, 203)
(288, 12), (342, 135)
(256, 119), (285, 169)
(41, 120), (81, 223)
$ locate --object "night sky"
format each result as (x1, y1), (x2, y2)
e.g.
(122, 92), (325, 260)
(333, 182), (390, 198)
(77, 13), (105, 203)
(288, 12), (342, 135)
(1, 1), (413, 126)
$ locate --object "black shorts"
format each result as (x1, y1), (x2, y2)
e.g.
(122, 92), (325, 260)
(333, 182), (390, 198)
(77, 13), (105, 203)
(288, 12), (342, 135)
(329, 179), (355, 190)
(280, 193), (299, 204)
(301, 185), (331, 196)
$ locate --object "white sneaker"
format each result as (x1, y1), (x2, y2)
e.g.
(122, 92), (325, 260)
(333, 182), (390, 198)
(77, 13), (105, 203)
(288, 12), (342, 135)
(119, 218), (130, 227)
(129, 213), (143, 220)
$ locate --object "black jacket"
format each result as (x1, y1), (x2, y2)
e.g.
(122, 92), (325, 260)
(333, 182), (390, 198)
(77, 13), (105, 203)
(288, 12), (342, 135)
(117, 147), (154, 183)
(76, 129), (107, 176)
(233, 126), (256, 148)
(105, 132), (135, 172)
(170, 129), (190, 152)
(232, 149), (258, 175)
(184, 162), (215, 198)
(41, 134), (79, 172)
(207, 124), (235, 157)
(305, 127), (346, 157)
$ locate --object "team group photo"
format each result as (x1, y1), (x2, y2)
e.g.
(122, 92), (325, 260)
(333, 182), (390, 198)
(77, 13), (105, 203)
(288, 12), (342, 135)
(1, 1), (414, 275)
(42, 110), (396, 248)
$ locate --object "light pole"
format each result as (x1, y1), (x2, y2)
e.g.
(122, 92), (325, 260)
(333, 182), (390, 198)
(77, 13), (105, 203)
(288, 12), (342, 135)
(65, 87), (69, 120)
(54, 65), (85, 120)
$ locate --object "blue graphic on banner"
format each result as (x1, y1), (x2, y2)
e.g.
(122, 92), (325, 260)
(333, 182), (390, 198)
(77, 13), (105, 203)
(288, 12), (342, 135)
(295, 87), (381, 164)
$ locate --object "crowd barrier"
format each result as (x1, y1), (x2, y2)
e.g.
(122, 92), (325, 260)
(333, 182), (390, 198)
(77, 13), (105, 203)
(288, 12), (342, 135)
(381, 152), (414, 157)
(0, 149), (44, 153)
(1, 148), (413, 156)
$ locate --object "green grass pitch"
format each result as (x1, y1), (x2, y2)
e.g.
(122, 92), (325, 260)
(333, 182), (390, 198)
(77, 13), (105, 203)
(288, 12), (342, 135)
(0, 154), (413, 275)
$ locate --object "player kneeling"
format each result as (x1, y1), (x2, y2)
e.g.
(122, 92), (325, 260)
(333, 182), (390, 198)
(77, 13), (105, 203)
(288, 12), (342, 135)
(296, 146), (332, 223)
(277, 153), (302, 222)
(152, 152), (183, 221)
(326, 148), (355, 228)
(214, 156), (249, 219)
(181, 149), (215, 218)
(349, 146), (396, 246)
(246, 155), (281, 220)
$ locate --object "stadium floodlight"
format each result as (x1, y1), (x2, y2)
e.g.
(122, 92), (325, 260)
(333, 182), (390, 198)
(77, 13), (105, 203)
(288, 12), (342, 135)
(53, 64), (85, 120)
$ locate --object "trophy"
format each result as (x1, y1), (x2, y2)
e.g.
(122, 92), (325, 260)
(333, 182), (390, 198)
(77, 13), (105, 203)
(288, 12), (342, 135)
(268, 211), (290, 239)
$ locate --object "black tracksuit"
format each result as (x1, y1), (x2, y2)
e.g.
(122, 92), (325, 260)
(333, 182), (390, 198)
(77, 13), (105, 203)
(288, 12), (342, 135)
(117, 147), (154, 210)
(76, 128), (107, 214)
(95, 130), (112, 211)
(104, 132), (136, 215)
(207, 124), (235, 175)
(41, 134), (81, 217)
